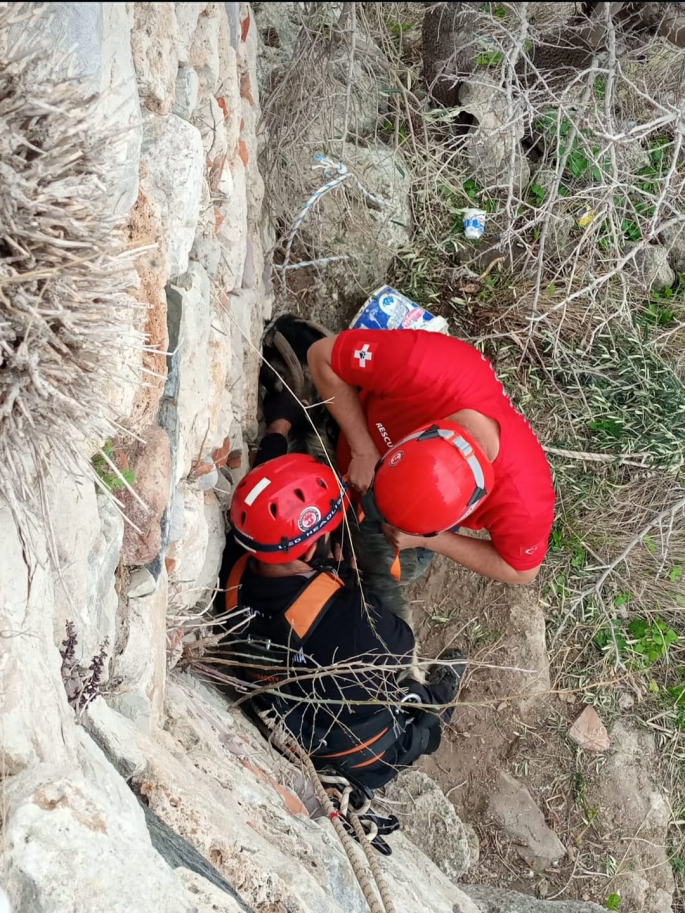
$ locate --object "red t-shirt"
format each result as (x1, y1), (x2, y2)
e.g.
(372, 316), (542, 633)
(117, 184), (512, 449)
(332, 330), (555, 571)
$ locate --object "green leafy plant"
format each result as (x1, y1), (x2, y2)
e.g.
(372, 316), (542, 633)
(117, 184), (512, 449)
(588, 418), (624, 440)
(91, 440), (135, 493)
(389, 19), (412, 36)
(621, 218), (642, 242)
(606, 893), (621, 911)
(671, 855), (685, 879)
(594, 620), (629, 656)
(534, 112), (605, 182)
(636, 301), (675, 331)
(475, 50), (504, 67)
(530, 183), (546, 206)
(628, 618), (679, 663)
(595, 617), (679, 666)
(461, 178), (498, 213)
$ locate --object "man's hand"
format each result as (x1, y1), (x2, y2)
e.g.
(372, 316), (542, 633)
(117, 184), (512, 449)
(333, 542), (357, 569)
(308, 336), (380, 486)
(382, 525), (429, 552)
(348, 447), (381, 493)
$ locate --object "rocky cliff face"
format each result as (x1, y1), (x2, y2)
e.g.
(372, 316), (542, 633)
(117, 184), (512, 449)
(0, 5), (609, 913)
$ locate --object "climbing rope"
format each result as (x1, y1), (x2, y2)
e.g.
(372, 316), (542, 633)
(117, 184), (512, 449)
(277, 154), (389, 275)
(260, 713), (397, 913)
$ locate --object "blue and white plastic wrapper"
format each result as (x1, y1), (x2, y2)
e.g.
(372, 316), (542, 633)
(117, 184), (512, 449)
(350, 285), (450, 335)
(463, 208), (486, 240)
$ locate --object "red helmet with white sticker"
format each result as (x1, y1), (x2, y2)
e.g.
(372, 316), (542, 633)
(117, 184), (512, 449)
(372, 421), (495, 536)
(229, 454), (347, 564)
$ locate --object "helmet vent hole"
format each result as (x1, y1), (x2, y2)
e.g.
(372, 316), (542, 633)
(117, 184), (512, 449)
(241, 511), (247, 524)
(317, 478), (327, 488)
(294, 488), (305, 502)
(269, 503), (278, 518)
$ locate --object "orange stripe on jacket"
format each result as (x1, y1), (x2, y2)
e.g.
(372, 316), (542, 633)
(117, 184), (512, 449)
(226, 553), (250, 612)
(284, 573), (342, 639)
(318, 726), (389, 759)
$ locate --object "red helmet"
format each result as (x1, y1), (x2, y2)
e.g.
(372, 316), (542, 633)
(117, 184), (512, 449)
(372, 421), (495, 536)
(229, 454), (347, 564)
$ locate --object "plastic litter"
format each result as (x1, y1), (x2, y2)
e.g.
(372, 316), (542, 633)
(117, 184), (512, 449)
(463, 208), (486, 240)
(350, 285), (450, 335)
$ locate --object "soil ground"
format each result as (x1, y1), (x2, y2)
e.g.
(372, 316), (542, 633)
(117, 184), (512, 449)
(408, 556), (671, 907)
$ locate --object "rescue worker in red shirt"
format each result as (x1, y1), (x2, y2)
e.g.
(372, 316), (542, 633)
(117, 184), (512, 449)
(307, 329), (555, 589)
(215, 393), (465, 791)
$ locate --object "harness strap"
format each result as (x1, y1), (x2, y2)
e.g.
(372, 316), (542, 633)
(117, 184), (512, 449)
(311, 718), (405, 771)
(226, 553), (250, 612)
(285, 572), (343, 640)
(225, 553), (343, 643)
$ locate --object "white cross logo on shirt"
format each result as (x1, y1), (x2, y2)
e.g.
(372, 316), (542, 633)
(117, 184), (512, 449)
(354, 344), (373, 368)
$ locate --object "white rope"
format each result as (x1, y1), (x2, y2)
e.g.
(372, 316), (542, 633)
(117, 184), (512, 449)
(279, 154), (389, 274)
(260, 713), (396, 913)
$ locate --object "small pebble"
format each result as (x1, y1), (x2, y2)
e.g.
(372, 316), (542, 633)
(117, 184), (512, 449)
(618, 692), (635, 711)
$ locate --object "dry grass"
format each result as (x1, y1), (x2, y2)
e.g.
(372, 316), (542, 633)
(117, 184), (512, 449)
(0, 5), (144, 544)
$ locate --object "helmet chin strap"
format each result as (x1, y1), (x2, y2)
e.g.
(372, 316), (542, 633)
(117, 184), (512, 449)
(307, 535), (334, 570)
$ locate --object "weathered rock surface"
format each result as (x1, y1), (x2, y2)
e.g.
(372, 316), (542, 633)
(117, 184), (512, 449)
(464, 886), (606, 913)
(176, 868), (246, 912)
(120, 424), (173, 566)
(46, 466), (122, 663)
(175, 1), (205, 65)
(662, 221), (685, 273)
(303, 144), (412, 315)
(141, 112), (204, 278)
(487, 772), (566, 871)
(3, 760), (184, 913)
(0, 503), (77, 775)
(2, 728), (233, 913)
(127, 179), (171, 426)
(634, 245), (676, 291)
(166, 483), (225, 610)
(496, 588), (551, 716)
(568, 706), (610, 752)
(459, 77), (531, 196)
(189, 3), (222, 94)
(173, 63), (200, 119)
(131, 2), (179, 115)
(165, 264), (233, 483)
(586, 723), (674, 913)
(110, 568), (168, 732)
(382, 770), (475, 882)
(422, 3), (480, 108)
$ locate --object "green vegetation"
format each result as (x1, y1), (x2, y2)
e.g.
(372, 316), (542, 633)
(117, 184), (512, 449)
(594, 617), (680, 667)
(91, 440), (135, 492)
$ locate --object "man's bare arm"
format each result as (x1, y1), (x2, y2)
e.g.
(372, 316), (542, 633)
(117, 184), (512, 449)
(308, 336), (380, 491)
(383, 526), (540, 585)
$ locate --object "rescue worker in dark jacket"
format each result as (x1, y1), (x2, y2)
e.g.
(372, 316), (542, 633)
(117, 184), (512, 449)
(217, 393), (464, 791)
